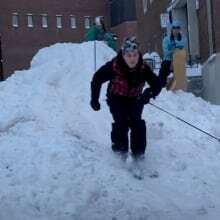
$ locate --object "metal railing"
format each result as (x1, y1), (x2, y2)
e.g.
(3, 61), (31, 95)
(143, 54), (201, 71)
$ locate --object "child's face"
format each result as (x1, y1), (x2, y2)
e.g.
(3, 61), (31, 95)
(123, 50), (140, 69)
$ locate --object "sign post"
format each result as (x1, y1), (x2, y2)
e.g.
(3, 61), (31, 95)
(160, 13), (170, 28)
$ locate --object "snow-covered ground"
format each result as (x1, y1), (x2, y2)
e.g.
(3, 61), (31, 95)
(0, 42), (220, 220)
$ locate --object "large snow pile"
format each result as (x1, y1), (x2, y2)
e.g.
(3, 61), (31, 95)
(0, 42), (220, 220)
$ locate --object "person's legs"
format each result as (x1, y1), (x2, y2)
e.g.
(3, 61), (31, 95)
(107, 97), (129, 154)
(111, 122), (129, 153)
(129, 101), (146, 157)
(159, 60), (172, 88)
(130, 119), (146, 156)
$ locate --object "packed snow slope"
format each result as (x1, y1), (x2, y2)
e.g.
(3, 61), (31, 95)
(0, 42), (220, 220)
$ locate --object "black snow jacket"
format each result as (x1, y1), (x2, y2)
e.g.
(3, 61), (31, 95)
(91, 51), (162, 104)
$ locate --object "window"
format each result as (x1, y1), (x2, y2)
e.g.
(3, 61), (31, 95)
(42, 14), (48, 28)
(56, 15), (62, 29)
(84, 16), (91, 29)
(70, 15), (76, 29)
(12, 13), (19, 27)
(143, 0), (148, 14)
(27, 14), (34, 28)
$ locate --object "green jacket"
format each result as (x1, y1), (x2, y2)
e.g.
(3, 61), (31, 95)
(86, 26), (117, 51)
(86, 26), (105, 41)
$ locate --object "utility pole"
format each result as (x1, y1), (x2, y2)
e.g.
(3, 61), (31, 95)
(0, 35), (4, 81)
(206, 0), (214, 56)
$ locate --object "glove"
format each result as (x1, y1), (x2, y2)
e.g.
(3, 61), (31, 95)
(90, 99), (101, 111)
(175, 45), (184, 49)
(138, 89), (153, 105)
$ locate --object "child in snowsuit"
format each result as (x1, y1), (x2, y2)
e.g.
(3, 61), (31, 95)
(90, 37), (162, 159)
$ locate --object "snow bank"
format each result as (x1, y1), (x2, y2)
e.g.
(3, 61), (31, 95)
(0, 41), (220, 220)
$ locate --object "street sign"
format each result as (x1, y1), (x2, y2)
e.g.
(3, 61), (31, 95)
(160, 13), (170, 28)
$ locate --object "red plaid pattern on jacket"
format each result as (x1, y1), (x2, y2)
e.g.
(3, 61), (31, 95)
(109, 60), (145, 97)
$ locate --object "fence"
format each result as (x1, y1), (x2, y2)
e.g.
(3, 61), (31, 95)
(143, 54), (201, 71)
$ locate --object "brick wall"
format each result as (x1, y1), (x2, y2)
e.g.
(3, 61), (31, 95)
(0, 0), (109, 78)
(1, 0), (218, 77)
(135, 0), (170, 55)
(136, 0), (220, 62)
(197, 0), (220, 62)
(111, 21), (138, 50)
(212, 0), (220, 54)
(197, 0), (209, 62)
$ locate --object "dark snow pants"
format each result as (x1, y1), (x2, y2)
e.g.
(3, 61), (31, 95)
(107, 96), (147, 156)
(159, 60), (172, 88)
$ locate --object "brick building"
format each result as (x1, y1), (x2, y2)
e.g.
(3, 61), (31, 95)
(109, 0), (138, 46)
(197, 0), (220, 61)
(0, 0), (140, 79)
(2, 0), (219, 79)
(0, 0), (109, 78)
(135, 0), (170, 54)
(135, 0), (220, 63)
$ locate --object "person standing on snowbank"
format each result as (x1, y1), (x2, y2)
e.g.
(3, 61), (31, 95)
(86, 16), (117, 51)
(90, 37), (162, 160)
(159, 20), (187, 88)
